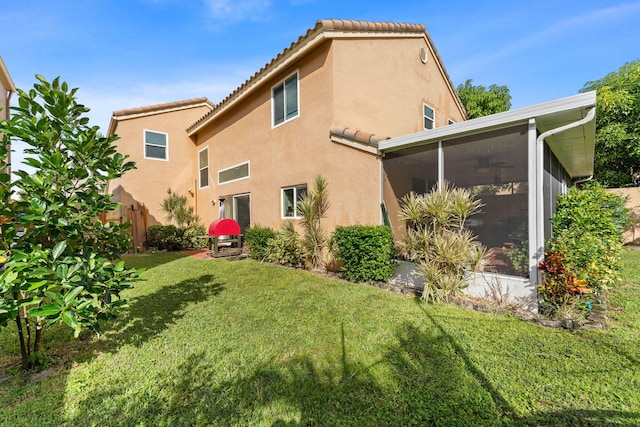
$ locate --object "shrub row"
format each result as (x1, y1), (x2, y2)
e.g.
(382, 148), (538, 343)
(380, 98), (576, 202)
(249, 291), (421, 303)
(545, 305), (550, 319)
(539, 183), (630, 314)
(145, 225), (208, 251)
(245, 224), (396, 282)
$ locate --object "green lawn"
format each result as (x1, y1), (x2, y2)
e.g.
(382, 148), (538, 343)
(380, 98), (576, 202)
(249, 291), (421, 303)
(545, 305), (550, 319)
(1, 250), (639, 426)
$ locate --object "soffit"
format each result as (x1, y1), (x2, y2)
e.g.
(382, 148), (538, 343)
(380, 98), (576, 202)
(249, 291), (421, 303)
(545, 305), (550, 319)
(380, 91), (596, 178)
(536, 104), (596, 178)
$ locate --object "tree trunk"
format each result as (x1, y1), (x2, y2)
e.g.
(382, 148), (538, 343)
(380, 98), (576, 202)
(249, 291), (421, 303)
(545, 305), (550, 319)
(14, 314), (28, 369)
(33, 319), (43, 355)
(23, 305), (32, 359)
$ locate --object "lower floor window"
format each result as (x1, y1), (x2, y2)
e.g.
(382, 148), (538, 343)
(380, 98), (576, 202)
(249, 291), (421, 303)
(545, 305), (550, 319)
(282, 184), (307, 218)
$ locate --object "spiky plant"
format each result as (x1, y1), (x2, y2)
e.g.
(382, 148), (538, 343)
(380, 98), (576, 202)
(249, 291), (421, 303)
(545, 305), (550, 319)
(160, 188), (200, 229)
(399, 181), (488, 302)
(298, 175), (329, 269)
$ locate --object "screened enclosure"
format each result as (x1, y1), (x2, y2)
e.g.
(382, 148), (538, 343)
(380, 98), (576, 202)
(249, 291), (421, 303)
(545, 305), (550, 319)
(380, 92), (597, 296)
(384, 125), (530, 276)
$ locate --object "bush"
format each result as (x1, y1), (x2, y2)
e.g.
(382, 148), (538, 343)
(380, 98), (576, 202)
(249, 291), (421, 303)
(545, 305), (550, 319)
(245, 225), (276, 261)
(266, 220), (304, 268)
(182, 226), (208, 249)
(333, 225), (396, 282)
(146, 225), (208, 251)
(398, 182), (488, 302)
(539, 183), (630, 314)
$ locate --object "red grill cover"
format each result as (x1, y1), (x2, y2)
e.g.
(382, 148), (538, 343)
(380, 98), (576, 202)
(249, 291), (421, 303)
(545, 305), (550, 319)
(208, 218), (241, 236)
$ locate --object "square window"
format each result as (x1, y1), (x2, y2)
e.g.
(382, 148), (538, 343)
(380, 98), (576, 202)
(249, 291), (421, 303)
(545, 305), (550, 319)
(423, 104), (435, 130)
(144, 130), (168, 160)
(199, 147), (209, 189)
(282, 184), (307, 218)
(273, 72), (299, 127)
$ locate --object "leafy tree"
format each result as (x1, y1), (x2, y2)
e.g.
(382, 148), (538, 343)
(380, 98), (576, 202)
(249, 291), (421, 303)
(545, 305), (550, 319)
(0, 75), (139, 369)
(160, 188), (200, 229)
(456, 79), (511, 119)
(581, 60), (640, 187)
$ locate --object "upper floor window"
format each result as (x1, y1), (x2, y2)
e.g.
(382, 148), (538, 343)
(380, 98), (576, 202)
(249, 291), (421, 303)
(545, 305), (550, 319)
(198, 147), (209, 189)
(272, 72), (299, 127)
(282, 184), (307, 218)
(219, 161), (250, 185)
(144, 130), (168, 160)
(423, 104), (435, 130)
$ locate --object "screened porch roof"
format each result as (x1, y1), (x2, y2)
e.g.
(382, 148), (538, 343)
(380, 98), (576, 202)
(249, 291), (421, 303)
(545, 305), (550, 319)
(379, 91), (597, 178)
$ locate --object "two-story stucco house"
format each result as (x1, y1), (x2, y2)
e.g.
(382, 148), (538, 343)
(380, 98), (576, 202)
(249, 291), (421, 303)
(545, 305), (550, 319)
(107, 19), (596, 310)
(107, 19), (466, 232)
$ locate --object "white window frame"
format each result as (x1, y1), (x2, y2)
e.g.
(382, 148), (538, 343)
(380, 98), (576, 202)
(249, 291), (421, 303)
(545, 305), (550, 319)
(281, 184), (307, 219)
(272, 71), (300, 128)
(233, 193), (251, 225)
(198, 146), (209, 189)
(423, 104), (435, 130)
(143, 129), (169, 161)
(218, 161), (250, 185)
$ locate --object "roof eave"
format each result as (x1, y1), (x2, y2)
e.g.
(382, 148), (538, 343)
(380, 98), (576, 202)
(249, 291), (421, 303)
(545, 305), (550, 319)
(0, 56), (16, 93)
(187, 20), (439, 136)
(108, 98), (214, 137)
(187, 27), (327, 136)
(379, 91), (597, 153)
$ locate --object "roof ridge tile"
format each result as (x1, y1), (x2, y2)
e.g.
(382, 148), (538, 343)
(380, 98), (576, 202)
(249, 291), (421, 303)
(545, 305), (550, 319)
(113, 97), (214, 118)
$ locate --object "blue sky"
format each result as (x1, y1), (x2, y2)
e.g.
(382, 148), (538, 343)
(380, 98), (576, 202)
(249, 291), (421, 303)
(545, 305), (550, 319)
(2, 0), (640, 171)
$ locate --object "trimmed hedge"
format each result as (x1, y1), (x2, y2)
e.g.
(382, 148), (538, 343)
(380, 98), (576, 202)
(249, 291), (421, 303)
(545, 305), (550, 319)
(333, 225), (396, 282)
(245, 225), (276, 261)
(145, 225), (207, 251)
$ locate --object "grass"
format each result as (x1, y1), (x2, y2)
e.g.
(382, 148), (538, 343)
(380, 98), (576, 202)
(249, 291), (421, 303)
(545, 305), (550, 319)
(0, 250), (639, 426)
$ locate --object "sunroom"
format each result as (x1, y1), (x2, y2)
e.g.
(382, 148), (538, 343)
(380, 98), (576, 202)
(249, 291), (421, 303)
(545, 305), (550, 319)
(380, 91), (596, 311)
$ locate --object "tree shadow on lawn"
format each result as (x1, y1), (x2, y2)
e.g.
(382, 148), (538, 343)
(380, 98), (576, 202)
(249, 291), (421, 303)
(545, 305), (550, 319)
(0, 273), (225, 426)
(65, 313), (639, 426)
(121, 251), (191, 271)
(92, 273), (225, 354)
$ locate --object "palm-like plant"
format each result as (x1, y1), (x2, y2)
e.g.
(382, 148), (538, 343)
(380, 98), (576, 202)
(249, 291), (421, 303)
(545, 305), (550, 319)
(160, 188), (200, 229)
(298, 175), (329, 269)
(399, 181), (488, 302)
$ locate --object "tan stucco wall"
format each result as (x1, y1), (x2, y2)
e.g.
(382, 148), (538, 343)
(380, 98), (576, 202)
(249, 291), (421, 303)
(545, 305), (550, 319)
(332, 36), (465, 136)
(108, 105), (211, 226)
(0, 57), (14, 175)
(194, 41), (383, 231)
(0, 81), (8, 121)
(194, 34), (464, 233)
(607, 187), (640, 245)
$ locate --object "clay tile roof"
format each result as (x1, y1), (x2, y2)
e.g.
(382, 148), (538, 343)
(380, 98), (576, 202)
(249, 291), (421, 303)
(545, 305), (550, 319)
(187, 19), (429, 135)
(112, 97), (214, 118)
(319, 19), (425, 33)
(330, 125), (390, 148)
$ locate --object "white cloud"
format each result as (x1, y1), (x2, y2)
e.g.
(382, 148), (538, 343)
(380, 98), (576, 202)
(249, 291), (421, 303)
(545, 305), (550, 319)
(203, 0), (272, 22)
(452, 2), (640, 77)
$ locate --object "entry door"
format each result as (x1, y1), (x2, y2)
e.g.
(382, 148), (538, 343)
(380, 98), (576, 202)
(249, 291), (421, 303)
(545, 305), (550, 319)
(233, 194), (251, 233)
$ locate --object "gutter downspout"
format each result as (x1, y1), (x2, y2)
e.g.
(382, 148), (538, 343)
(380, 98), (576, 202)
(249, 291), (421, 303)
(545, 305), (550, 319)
(535, 106), (596, 284)
(573, 175), (594, 186)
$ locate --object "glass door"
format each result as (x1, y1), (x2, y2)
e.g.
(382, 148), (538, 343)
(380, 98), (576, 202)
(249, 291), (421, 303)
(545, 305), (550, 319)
(233, 194), (251, 233)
